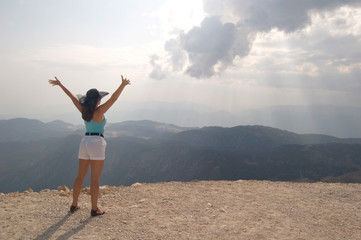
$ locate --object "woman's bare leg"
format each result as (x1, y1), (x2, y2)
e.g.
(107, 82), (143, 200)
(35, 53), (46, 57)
(72, 159), (90, 207)
(90, 160), (104, 211)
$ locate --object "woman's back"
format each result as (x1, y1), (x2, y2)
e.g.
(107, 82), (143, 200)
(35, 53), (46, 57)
(84, 118), (106, 134)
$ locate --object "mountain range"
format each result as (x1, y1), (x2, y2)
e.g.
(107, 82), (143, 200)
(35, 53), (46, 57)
(1, 118), (361, 193)
(8, 104), (361, 138)
(101, 104), (361, 138)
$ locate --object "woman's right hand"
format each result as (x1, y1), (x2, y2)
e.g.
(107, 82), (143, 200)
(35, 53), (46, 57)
(48, 76), (62, 86)
(121, 75), (131, 86)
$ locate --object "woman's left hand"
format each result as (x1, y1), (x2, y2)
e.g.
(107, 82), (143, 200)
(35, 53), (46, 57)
(121, 75), (131, 86)
(48, 76), (61, 86)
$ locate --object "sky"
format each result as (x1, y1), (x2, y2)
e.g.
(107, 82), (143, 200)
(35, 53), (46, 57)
(1, 0), (361, 126)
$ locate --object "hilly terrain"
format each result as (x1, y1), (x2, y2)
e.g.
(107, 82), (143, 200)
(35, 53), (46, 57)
(1, 118), (361, 193)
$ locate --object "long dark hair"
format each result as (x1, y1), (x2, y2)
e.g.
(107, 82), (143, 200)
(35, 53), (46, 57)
(80, 89), (101, 122)
(81, 101), (97, 122)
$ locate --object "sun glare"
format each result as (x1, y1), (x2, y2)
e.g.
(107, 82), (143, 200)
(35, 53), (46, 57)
(159, 0), (205, 36)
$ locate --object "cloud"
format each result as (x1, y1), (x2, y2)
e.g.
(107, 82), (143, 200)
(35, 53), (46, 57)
(164, 38), (187, 72)
(152, 16), (254, 79)
(204, 0), (361, 32)
(181, 16), (254, 78)
(149, 54), (167, 80)
(150, 0), (361, 79)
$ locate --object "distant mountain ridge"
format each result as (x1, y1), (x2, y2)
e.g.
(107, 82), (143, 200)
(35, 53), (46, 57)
(170, 125), (346, 153)
(0, 118), (78, 142)
(1, 118), (361, 193)
(107, 104), (361, 138)
(0, 118), (193, 142)
(105, 120), (195, 139)
(7, 104), (361, 137)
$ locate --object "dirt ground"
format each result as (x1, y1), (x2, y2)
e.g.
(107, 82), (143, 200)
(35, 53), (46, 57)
(1, 180), (361, 240)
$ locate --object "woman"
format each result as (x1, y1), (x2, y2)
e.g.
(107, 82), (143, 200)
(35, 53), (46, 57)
(48, 75), (131, 217)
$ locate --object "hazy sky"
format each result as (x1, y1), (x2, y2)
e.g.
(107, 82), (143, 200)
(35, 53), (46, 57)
(1, 0), (361, 124)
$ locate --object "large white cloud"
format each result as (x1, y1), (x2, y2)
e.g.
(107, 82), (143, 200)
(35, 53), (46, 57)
(150, 0), (361, 80)
(180, 16), (252, 78)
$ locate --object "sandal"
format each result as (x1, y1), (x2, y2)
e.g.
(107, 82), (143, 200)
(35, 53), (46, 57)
(91, 208), (105, 217)
(70, 205), (80, 213)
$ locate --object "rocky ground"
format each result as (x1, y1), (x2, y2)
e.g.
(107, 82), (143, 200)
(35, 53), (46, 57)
(1, 180), (361, 240)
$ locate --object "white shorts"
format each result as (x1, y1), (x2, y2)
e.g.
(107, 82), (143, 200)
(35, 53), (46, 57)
(78, 136), (107, 160)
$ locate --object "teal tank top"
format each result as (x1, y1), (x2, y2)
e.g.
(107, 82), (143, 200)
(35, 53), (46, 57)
(84, 117), (106, 134)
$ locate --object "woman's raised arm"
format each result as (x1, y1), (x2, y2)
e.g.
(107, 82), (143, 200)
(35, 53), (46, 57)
(97, 75), (131, 115)
(48, 76), (82, 112)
